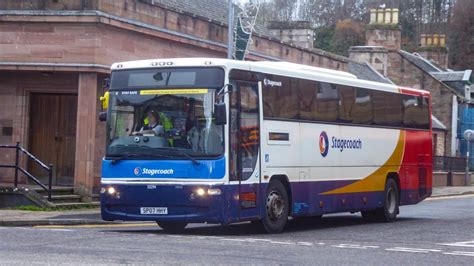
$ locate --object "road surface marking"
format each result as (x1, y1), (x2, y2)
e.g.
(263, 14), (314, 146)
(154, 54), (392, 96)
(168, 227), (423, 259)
(43, 228), (75, 232)
(332, 244), (379, 249)
(443, 251), (474, 257)
(385, 247), (441, 253)
(33, 223), (156, 229)
(297, 242), (314, 246)
(221, 238), (250, 242)
(245, 238), (272, 242)
(317, 242), (325, 245)
(269, 241), (296, 245)
(439, 240), (474, 248)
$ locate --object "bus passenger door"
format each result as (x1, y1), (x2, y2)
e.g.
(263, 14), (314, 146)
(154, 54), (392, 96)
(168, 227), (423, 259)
(229, 81), (261, 221)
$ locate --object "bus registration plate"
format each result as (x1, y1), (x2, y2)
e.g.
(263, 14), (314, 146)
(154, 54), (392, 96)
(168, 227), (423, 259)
(140, 207), (168, 215)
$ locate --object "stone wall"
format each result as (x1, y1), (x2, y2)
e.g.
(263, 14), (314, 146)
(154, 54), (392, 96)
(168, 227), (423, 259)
(433, 130), (446, 156)
(267, 21), (315, 50)
(349, 46), (388, 76)
(0, 0), (350, 70)
(366, 29), (401, 51)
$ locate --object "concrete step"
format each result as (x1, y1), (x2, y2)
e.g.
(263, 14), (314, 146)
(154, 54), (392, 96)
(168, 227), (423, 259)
(34, 187), (75, 196)
(91, 194), (100, 201)
(49, 194), (82, 203)
(52, 201), (100, 208)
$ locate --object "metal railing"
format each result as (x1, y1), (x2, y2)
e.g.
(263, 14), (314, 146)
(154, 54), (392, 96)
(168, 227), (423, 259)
(433, 156), (466, 172)
(0, 142), (53, 201)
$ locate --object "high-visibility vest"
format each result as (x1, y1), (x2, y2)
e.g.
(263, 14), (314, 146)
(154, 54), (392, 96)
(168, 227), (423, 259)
(143, 112), (173, 130)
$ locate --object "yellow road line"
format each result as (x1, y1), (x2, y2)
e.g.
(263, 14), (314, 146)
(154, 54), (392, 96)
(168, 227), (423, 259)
(34, 222), (156, 229)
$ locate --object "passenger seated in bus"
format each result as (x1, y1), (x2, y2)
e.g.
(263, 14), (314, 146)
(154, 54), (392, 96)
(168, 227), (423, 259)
(132, 110), (164, 136)
(187, 117), (206, 151)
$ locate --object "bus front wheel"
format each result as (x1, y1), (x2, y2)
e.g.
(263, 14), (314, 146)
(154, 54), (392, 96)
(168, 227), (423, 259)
(157, 221), (188, 233)
(262, 180), (289, 233)
(362, 178), (399, 222)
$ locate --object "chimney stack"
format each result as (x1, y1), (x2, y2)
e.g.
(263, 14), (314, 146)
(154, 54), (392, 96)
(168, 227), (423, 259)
(417, 33), (448, 68)
(267, 21), (315, 49)
(369, 8), (399, 25)
(366, 8), (401, 51)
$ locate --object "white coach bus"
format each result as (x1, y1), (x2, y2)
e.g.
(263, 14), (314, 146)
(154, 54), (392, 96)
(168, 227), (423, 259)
(100, 58), (432, 233)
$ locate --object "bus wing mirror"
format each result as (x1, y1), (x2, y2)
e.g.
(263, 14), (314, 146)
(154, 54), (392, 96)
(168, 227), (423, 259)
(98, 111), (107, 122)
(214, 103), (227, 125)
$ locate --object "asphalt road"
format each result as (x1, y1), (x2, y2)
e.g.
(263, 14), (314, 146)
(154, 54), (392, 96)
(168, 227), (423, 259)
(1, 195), (473, 265)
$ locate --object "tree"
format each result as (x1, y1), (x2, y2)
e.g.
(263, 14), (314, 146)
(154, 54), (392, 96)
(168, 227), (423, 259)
(332, 19), (365, 56)
(449, 0), (474, 69)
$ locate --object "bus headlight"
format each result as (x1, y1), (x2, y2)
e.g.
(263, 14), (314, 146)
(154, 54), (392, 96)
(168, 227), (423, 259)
(101, 186), (120, 199)
(196, 188), (206, 196)
(107, 187), (116, 195)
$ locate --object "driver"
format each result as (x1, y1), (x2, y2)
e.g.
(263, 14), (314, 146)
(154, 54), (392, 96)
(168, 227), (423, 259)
(132, 110), (164, 136)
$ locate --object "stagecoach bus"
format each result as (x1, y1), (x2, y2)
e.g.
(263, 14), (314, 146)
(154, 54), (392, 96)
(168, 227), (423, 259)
(100, 58), (432, 233)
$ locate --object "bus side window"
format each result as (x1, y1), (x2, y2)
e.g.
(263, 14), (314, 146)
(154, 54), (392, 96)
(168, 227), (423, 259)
(314, 82), (339, 122)
(276, 76), (298, 119)
(351, 87), (373, 125)
(372, 91), (403, 127)
(403, 95), (430, 129)
(337, 85), (354, 123)
(298, 79), (317, 121)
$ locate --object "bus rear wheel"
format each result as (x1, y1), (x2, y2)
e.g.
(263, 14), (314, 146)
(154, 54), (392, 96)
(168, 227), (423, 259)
(262, 180), (289, 234)
(362, 178), (399, 222)
(157, 221), (188, 233)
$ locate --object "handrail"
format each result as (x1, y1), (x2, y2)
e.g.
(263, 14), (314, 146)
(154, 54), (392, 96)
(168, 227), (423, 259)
(0, 142), (53, 201)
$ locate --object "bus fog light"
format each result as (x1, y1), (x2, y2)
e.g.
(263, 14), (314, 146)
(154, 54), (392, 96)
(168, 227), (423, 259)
(196, 188), (206, 196)
(100, 187), (106, 194)
(207, 188), (221, 195)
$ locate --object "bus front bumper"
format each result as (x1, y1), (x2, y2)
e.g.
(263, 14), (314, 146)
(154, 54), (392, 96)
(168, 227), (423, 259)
(100, 184), (228, 224)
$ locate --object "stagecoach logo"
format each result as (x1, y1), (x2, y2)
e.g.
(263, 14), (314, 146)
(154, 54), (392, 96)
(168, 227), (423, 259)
(133, 167), (174, 176)
(319, 131), (329, 157)
(134, 167), (141, 176)
(263, 78), (282, 87)
(319, 131), (363, 158)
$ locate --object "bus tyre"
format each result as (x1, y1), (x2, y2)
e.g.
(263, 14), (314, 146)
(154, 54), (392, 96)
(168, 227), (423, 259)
(362, 178), (399, 222)
(262, 180), (289, 234)
(157, 221), (188, 233)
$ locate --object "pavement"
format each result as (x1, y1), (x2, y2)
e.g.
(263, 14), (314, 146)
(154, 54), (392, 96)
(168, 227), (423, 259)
(0, 185), (473, 227)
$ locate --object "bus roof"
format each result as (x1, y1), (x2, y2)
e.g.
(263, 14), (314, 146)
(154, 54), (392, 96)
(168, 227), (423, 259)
(111, 58), (430, 96)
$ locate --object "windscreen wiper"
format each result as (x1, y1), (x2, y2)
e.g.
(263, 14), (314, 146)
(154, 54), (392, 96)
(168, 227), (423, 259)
(156, 148), (201, 166)
(110, 153), (173, 164)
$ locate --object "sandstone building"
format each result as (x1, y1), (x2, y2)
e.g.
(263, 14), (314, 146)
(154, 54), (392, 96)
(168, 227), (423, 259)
(0, 0), (386, 201)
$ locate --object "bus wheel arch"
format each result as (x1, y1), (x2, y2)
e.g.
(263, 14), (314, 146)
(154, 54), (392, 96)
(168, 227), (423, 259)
(260, 175), (291, 233)
(362, 173), (400, 222)
(269, 175), (293, 215)
(387, 172), (401, 205)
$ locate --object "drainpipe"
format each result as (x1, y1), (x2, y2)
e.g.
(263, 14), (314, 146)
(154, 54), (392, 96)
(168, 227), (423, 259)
(227, 0), (234, 59)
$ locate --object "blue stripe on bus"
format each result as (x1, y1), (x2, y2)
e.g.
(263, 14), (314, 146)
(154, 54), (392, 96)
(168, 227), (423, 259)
(101, 157), (226, 179)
